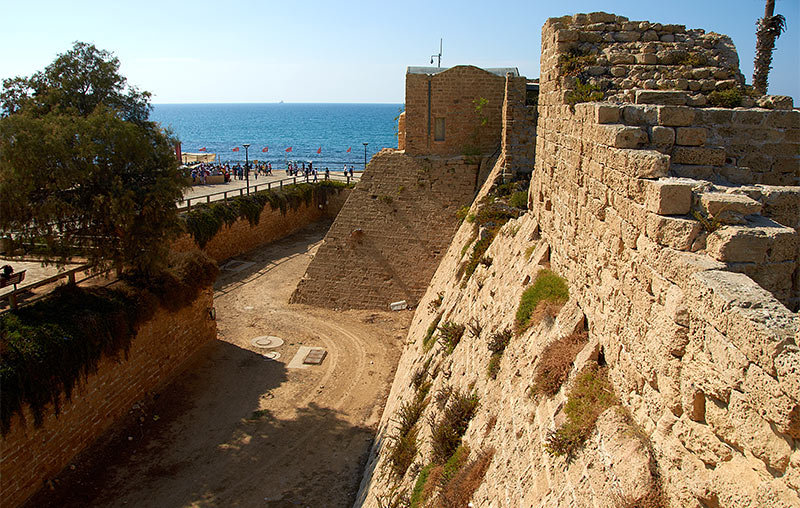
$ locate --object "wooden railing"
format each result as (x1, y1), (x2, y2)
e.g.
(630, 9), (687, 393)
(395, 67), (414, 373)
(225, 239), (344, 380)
(0, 263), (103, 312)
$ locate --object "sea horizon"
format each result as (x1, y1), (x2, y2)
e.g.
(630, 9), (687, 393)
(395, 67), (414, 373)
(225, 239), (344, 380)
(151, 102), (402, 168)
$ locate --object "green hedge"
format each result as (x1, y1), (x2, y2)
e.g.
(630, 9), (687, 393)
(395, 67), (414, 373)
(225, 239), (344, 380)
(0, 250), (218, 435)
(183, 180), (352, 248)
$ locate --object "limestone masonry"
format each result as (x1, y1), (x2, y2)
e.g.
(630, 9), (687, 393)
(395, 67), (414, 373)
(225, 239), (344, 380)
(1, 289), (216, 508)
(354, 12), (799, 508)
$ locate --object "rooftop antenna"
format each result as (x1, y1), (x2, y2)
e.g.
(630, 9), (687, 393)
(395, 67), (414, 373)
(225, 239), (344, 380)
(430, 38), (442, 68)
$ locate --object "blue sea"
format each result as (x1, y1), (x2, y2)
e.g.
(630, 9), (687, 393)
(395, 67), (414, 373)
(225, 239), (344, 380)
(150, 103), (402, 168)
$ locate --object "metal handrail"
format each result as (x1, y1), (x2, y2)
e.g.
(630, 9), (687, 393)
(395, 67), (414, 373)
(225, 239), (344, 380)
(177, 172), (359, 212)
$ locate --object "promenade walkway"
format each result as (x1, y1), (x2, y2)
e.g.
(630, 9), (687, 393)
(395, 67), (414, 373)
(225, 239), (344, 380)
(180, 170), (360, 210)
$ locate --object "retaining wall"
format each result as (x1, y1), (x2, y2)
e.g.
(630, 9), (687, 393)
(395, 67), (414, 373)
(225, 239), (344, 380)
(171, 188), (350, 263)
(291, 149), (492, 310)
(0, 289), (216, 508)
(357, 12), (799, 508)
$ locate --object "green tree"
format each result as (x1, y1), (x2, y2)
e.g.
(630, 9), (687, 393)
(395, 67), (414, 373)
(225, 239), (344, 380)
(752, 0), (787, 94)
(0, 42), (186, 275)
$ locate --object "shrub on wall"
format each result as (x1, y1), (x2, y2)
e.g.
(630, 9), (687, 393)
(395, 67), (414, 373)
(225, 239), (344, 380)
(515, 269), (569, 333)
(545, 366), (616, 458)
(438, 321), (466, 355)
(430, 390), (480, 464)
(487, 327), (513, 379)
(0, 250), (218, 435)
(183, 180), (351, 248)
(533, 331), (589, 396)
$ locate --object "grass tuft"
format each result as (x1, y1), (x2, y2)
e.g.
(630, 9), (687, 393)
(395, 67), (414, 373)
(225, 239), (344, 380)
(515, 269), (568, 333)
(544, 366), (616, 458)
(423, 314), (442, 351)
(708, 88), (742, 108)
(438, 322), (466, 355)
(437, 448), (495, 508)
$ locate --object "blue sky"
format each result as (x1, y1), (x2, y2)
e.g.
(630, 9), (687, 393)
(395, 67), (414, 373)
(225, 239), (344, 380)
(1, 0), (797, 103)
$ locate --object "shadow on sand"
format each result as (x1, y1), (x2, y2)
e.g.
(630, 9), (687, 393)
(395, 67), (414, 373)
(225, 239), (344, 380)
(26, 337), (374, 508)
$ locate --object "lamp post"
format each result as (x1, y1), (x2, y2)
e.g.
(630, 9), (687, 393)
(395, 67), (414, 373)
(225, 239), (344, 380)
(243, 143), (251, 194)
(363, 142), (369, 171)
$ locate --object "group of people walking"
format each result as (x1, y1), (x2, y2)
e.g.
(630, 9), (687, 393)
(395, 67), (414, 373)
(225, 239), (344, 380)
(188, 160), (355, 186)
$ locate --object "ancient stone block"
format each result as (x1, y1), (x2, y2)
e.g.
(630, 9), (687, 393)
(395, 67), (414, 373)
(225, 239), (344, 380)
(650, 126), (675, 146)
(623, 150), (670, 178)
(610, 66), (627, 77)
(643, 178), (693, 215)
(675, 127), (708, 146)
(672, 418), (733, 466)
(623, 105), (658, 125)
(756, 95), (794, 110)
(775, 345), (800, 404)
(636, 53), (658, 64)
(699, 192), (763, 224)
(598, 124), (648, 148)
(744, 364), (800, 439)
(595, 409), (656, 502)
(689, 270), (797, 373)
(757, 185), (800, 229)
(635, 90), (687, 105)
(646, 213), (702, 250)
(669, 163), (715, 180)
(595, 104), (621, 124)
(556, 29), (579, 42)
(671, 146), (726, 166)
(657, 105), (695, 126)
(715, 217), (797, 262)
(706, 393), (792, 472)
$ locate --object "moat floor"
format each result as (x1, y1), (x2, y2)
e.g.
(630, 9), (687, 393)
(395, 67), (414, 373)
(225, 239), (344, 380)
(27, 220), (411, 508)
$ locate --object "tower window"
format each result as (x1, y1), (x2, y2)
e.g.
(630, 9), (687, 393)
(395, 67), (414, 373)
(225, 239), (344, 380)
(434, 117), (445, 141)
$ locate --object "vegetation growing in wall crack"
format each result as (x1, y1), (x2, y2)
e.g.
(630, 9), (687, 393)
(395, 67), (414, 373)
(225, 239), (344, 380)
(486, 327), (513, 379)
(455, 205), (471, 224)
(458, 178), (529, 287)
(533, 331), (589, 396)
(183, 180), (351, 248)
(515, 269), (569, 333)
(544, 366), (616, 458)
(691, 208), (721, 233)
(410, 445), (494, 508)
(566, 79), (604, 109)
(438, 321), (466, 355)
(0, 250), (218, 435)
(423, 313), (443, 351)
(436, 447), (494, 508)
(707, 88), (743, 108)
(429, 390), (480, 464)
(558, 48), (598, 76)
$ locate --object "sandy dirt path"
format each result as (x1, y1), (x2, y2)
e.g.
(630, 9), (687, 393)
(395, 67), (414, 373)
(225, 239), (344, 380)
(27, 220), (410, 508)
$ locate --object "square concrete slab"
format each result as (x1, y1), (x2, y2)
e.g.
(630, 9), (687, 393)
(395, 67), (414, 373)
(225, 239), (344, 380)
(287, 347), (313, 369)
(220, 260), (256, 272)
(303, 348), (327, 365)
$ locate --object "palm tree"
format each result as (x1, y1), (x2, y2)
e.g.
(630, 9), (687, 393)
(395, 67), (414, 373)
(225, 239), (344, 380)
(752, 0), (786, 94)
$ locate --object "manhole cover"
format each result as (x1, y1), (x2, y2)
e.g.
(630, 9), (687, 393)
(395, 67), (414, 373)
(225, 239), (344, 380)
(263, 351), (281, 360)
(251, 336), (285, 349)
(303, 348), (327, 365)
(220, 260), (256, 272)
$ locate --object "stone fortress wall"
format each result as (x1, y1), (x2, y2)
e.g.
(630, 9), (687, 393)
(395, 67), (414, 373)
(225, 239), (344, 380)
(291, 64), (527, 310)
(290, 150), (493, 309)
(355, 12), (799, 508)
(402, 66), (509, 156)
